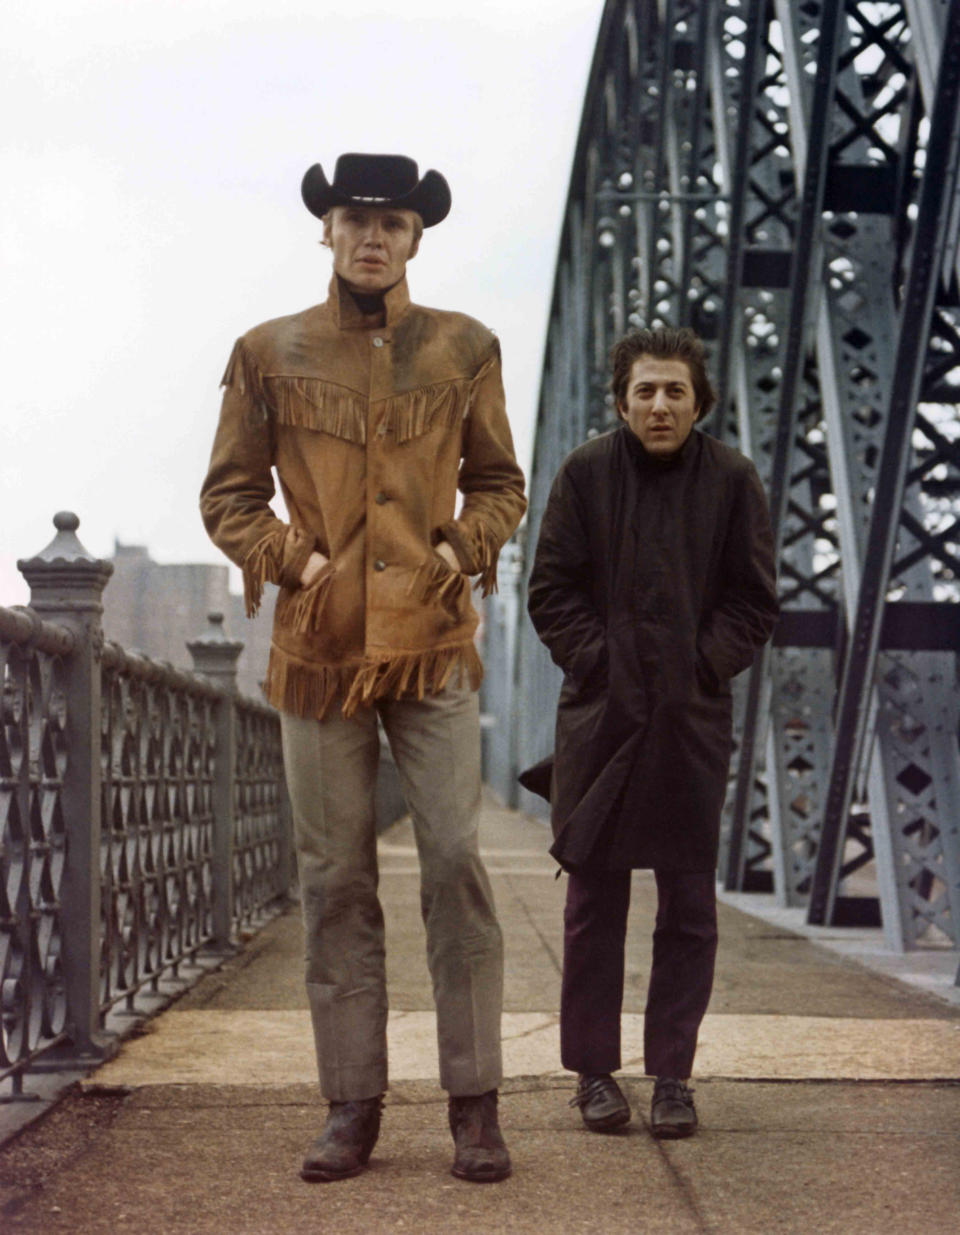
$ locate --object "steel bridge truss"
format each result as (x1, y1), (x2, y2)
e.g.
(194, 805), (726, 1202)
(512, 0), (960, 958)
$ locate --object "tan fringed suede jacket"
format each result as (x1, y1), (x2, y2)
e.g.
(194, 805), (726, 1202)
(200, 275), (527, 719)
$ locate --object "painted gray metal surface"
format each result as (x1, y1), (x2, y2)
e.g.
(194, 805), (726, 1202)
(1, 516), (292, 1099)
(484, 0), (960, 961)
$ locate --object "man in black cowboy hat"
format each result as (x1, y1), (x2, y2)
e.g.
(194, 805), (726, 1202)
(201, 153), (526, 1182)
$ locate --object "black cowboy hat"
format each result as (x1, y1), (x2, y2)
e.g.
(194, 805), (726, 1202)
(301, 153), (451, 227)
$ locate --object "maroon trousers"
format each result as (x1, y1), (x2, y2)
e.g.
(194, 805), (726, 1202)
(560, 869), (718, 1080)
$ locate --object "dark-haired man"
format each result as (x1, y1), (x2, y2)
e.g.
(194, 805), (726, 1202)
(201, 154), (525, 1182)
(524, 327), (778, 1138)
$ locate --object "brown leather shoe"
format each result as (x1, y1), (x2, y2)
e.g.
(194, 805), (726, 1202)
(569, 1074), (631, 1132)
(448, 1090), (512, 1182)
(650, 1078), (697, 1139)
(300, 1096), (383, 1181)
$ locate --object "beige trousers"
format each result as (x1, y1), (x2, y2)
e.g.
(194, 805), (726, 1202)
(280, 686), (504, 1101)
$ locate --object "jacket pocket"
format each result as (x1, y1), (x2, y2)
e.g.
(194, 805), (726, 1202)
(408, 552), (472, 625)
(567, 636), (608, 698)
(275, 561), (338, 634)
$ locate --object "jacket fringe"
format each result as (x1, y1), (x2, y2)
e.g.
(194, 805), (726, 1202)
(263, 657), (357, 721)
(226, 344), (492, 446)
(408, 555), (472, 622)
(290, 564), (336, 634)
(473, 521), (500, 597)
(386, 381), (470, 444)
(221, 338), (269, 423)
(439, 519), (502, 598)
(268, 378), (368, 444)
(242, 527), (288, 617)
(263, 643), (483, 721)
(263, 376), (472, 445)
(342, 643), (483, 716)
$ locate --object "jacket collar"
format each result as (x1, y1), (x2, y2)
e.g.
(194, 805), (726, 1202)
(328, 274), (412, 329)
(619, 422), (700, 470)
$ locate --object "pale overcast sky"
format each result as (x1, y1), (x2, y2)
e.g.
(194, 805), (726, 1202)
(1, 0), (601, 604)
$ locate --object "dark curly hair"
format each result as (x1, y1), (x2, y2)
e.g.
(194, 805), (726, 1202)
(610, 327), (716, 421)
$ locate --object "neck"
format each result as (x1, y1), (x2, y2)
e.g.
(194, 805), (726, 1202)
(338, 276), (408, 326)
(349, 287), (386, 314)
(331, 273), (410, 329)
(622, 422), (695, 467)
(339, 281), (384, 326)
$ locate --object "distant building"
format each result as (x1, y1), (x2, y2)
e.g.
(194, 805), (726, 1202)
(102, 541), (276, 699)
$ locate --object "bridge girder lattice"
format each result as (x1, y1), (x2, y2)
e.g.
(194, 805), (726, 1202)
(502, 0), (960, 958)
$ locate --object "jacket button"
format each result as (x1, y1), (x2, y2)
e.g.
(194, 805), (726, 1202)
(372, 336), (384, 347)
(374, 559), (386, 572)
(375, 492), (388, 505)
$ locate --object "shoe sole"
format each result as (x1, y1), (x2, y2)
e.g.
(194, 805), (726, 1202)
(651, 1122), (697, 1140)
(300, 1163), (367, 1182)
(583, 1107), (631, 1133)
(450, 1164), (512, 1183)
(300, 1149), (373, 1183)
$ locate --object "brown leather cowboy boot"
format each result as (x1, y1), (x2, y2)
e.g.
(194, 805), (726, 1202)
(300, 1096), (384, 1181)
(448, 1090), (512, 1182)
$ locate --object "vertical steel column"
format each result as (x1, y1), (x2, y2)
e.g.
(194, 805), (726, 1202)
(710, 1), (779, 887)
(712, 0), (767, 430)
(725, 0), (846, 891)
(784, 3), (899, 930)
(809, 0), (960, 927)
(675, 4), (712, 318)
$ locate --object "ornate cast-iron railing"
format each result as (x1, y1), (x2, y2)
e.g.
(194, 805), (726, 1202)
(0, 605), (75, 1094)
(98, 644), (219, 1016)
(233, 699), (290, 927)
(1, 513), (291, 1100)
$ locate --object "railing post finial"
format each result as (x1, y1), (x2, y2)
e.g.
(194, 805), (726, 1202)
(18, 511), (114, 613)
(187, 611), (244, 695)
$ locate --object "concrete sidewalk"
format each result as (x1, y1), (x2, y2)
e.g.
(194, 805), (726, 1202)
(2, 797), (959, 1233)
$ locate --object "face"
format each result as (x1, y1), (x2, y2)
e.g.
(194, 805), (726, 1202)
(619, 355), (699, 456)
(324, 205), (421, 293)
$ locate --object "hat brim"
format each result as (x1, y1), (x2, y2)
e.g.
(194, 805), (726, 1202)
(301, 164), (451, 227)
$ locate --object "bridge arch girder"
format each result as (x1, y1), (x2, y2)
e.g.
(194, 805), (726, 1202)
(486, 0), (960, 960)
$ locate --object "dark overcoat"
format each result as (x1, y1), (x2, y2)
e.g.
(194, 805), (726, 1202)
(525, 424), (778, 872)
